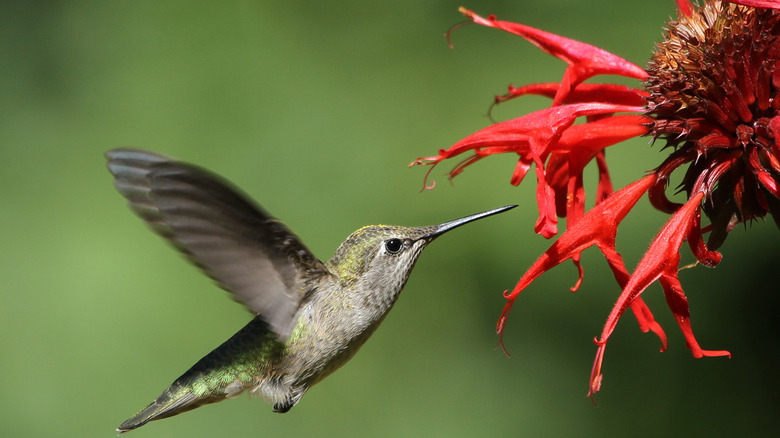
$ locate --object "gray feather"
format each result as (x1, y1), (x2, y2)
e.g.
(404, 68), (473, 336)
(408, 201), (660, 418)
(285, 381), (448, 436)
(105, 148), (328, 340)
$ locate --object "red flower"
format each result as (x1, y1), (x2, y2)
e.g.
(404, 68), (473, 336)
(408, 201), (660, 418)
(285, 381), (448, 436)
(412, 0), (780, 400)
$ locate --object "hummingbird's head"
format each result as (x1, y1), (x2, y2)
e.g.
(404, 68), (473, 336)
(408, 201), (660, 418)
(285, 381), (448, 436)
(325, 205), (517, 307)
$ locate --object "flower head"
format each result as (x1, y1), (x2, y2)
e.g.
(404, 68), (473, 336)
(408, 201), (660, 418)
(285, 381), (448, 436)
(647, 0), (780, 247)
(412, 0), (779, 400)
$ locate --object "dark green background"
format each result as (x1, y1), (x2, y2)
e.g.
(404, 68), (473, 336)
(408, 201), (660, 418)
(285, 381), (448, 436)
(2, 1), (776, 436)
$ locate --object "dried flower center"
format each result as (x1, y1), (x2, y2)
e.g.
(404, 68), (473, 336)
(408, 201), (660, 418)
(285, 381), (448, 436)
(645, 0), (780, 247)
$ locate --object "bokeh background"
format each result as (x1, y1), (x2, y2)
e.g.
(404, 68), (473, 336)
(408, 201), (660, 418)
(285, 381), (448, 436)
(2, 0), (777, 436)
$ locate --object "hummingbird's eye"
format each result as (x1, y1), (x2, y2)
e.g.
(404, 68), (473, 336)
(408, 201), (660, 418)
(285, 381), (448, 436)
(384, 238), (403, 254)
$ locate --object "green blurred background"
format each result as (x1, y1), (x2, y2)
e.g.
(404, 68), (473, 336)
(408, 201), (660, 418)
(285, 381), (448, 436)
(1, 0), (777, 436)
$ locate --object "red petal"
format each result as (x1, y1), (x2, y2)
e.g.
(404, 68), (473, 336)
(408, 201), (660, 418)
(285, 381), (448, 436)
(659, 275), (731, 359)
(550, 115), (650, 229)
(595, 151), (614, 204)
(628, 298), (667, 351)
(648, 149), (697, 213)
(496, 83), (648, 107)
(551, 115), (651, 154)
(676, 0), (694, 16)
(588, 192), (730, 399)
(510, 157), (533, 186)
(750, 146), (780, 197)
(411, 105), (644, 169)
(533, 156), (559, 238)
(444, 103), (645, 158)
(564, 168), (586, 226)
(600, 244), (668, 351)
(726, 0), (780, 9)
(411, 105), (645, 238)
(768, 116), (780, 148)
(459, 8), (648, 105)
(757, 169), (780, 197)
(498, 175), (655, 347)
(546, 154), (571, 217)
(687, 205), (722, 267)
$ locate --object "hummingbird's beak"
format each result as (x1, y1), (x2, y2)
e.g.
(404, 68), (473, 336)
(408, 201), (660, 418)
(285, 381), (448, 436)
(419, 205), (517, 241)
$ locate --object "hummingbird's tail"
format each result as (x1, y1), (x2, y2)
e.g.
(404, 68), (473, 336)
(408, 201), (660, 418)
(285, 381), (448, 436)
(117, 318), (283, 433)
(117, 382), (203, 433)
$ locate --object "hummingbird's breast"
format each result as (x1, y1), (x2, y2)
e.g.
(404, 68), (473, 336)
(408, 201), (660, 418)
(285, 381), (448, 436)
(279, 279), (394, 385)
(251, 273), (402, 411)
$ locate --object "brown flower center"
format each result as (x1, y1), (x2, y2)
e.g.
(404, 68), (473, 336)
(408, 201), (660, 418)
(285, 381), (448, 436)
(645, 0), (780, 247)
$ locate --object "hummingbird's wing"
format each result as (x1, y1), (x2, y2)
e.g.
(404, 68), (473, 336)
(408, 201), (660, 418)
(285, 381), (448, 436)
(105, 148), (328, 341)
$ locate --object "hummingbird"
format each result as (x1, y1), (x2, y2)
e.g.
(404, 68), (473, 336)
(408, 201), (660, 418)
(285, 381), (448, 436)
(106, 148), (515, 433)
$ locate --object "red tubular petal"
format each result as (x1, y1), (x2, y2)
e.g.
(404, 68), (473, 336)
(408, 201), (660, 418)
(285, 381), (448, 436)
(676, 0), (694, 17)
(588, 192), (730, 398)
(659, 275), (732, 359)
(585, 298), (672, 400)
(648, 180), (682, 214)
(757, 169), (780, 197)
(459, 8), (648, 105)
(749, 147), (780, 197)
(570, 256), (584, 292)
(458, 103), (646, 154)
(551, 115), (651, 154)
(499, 176), (654, 350)
(595, 151), (614, 204)
(757, 61), (772, 111)
(762, 146), (780, 173)
(413, 105), (645, 240)
(497, 83), (560, 104)
(589, 345), (605, 400)
(506, 175), (654, 300)
(510, 157), (533, 186)
(496, 83), (648, 107)
(648, 148), (699, 213)
(629, 298), (668, 351)
(550, 115), (649, 229)
(725, 0), (780, 8)
(532, 153), (559, 238)
(565, 171), (586, 228)
(413, 104), (644, 171)
(546, 154), (571, 217)
(687, 206), (722, 267)
(769, 116), (780, 144)
(600, 244), (668, 350)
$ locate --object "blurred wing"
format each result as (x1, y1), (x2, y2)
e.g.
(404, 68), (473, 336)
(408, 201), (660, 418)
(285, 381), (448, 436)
(106, 148), (327, 340)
